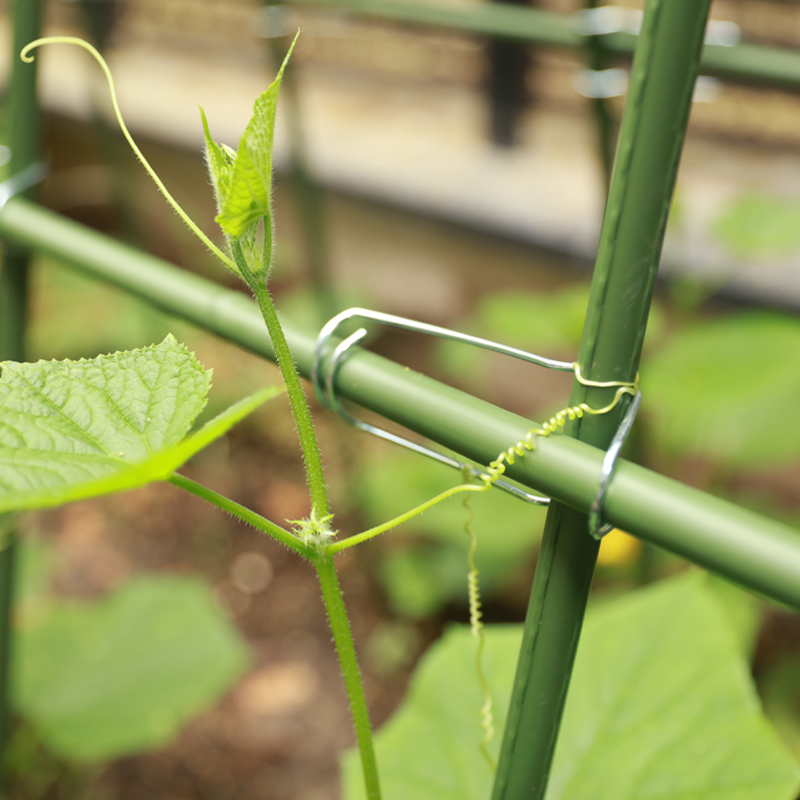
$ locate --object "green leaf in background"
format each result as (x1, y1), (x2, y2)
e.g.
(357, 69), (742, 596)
(0, 335), (282, 512)
(642, 312), (800, 466)
(14, 574), (248, 761)
(758, 654), (800, 761)
(343, 574), (800, 800)
(714, 192), (800, 258)
(343, 623), (520, 800)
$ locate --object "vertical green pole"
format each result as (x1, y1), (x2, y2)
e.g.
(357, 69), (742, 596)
(491, 2), (711, 798)
(0, 0), (44, 769)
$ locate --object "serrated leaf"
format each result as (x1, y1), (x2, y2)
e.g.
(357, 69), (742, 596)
(0, 336), (282, 512)
(201, 105), (236, 219)
(642, 312), (800, 465)
(343, 575), (800, 800)
(14, 573), (248, 761)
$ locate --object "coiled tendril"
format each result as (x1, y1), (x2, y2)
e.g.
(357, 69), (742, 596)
(459, 366), (637, 771)
(462, 486), (496, 772)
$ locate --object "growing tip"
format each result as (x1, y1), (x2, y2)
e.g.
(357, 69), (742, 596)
(20, 41), (41, 63)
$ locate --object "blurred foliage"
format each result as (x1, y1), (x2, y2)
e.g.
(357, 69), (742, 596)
(12, 540), (248, 763)
(759, 654), (800, 761)
(28, 259), (192, 361)
(642, 311), (800, 466)
(343, 574), (800, 800)
(434, 284), (590, 386)
(714, 192), (800, 259)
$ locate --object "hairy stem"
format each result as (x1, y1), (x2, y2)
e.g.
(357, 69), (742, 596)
(169, 473), (312, 558)
(315, 554), (382, 799)
(232, 241), (330, 519)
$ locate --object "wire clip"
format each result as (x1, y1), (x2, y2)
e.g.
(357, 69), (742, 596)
(588, 389), (642, 540)
(0, 161), (48, 215)
(312, 307), (579, 506)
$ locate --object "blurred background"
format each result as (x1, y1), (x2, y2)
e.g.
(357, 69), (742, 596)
(2, 0), (800, 797)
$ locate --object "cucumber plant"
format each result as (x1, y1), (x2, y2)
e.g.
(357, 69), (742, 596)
(3, 34), (800, 800)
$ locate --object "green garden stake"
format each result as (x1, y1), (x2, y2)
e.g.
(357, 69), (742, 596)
(0, 0), (44, 776)
(492, 1), (713, 797)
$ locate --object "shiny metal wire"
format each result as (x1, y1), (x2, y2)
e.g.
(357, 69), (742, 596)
(312, 307), (577, 506)
(588, 389), (642, 539)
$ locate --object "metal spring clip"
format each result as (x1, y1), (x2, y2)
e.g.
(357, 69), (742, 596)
(0, 162), (48, 214)
(588, 388), (642, 540)
(312, 307), (580, 506)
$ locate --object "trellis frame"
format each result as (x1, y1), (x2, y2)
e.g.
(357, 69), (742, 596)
(0, 1), (799, 799)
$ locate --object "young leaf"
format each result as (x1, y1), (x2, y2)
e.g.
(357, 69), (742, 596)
(203, 33), (298, 273)
(200, 105), (236, 217)
(0, 335), (282, 512)
(14, 573), (248, 761)
(342, 575), (800, 800)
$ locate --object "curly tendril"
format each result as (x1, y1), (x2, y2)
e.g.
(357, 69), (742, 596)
(462, 488), (496, 773)
(20, 37), (235, 271)
(326, 367), (639, 554)
(323, 366), (638, 768)
(476, 382), (638, 491)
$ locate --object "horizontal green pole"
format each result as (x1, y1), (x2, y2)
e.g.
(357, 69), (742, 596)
(2, 197), (800, 610)
(294, 0), (581, 47)
(291, 0), (800, 90)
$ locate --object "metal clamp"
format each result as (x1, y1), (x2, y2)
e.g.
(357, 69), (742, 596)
(0, 161), (48, 215)
(312, 307), (576, 506)
(574, 6), (739, 46)
(588, 389), (642, 540)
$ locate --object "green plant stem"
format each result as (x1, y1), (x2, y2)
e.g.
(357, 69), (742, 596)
(327, 483), (486, 554)
(168, 473), (312, 558)
(225, 241), (378, 796)
(315, 554), (381, 799)
(492, 1), (711, 796)
(170, 475), (382, 798)
(231, 242), (330, 520)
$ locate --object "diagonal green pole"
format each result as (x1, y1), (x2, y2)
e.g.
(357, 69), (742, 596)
(0, 0), (44, 773)
(491, 2), (712, 798)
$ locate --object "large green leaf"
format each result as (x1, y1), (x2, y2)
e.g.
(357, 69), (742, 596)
(0, 335), (282, 512)
(14, 573), (248, 761)
(343, 575), (800, 800)
(642, 312), (800, 465)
